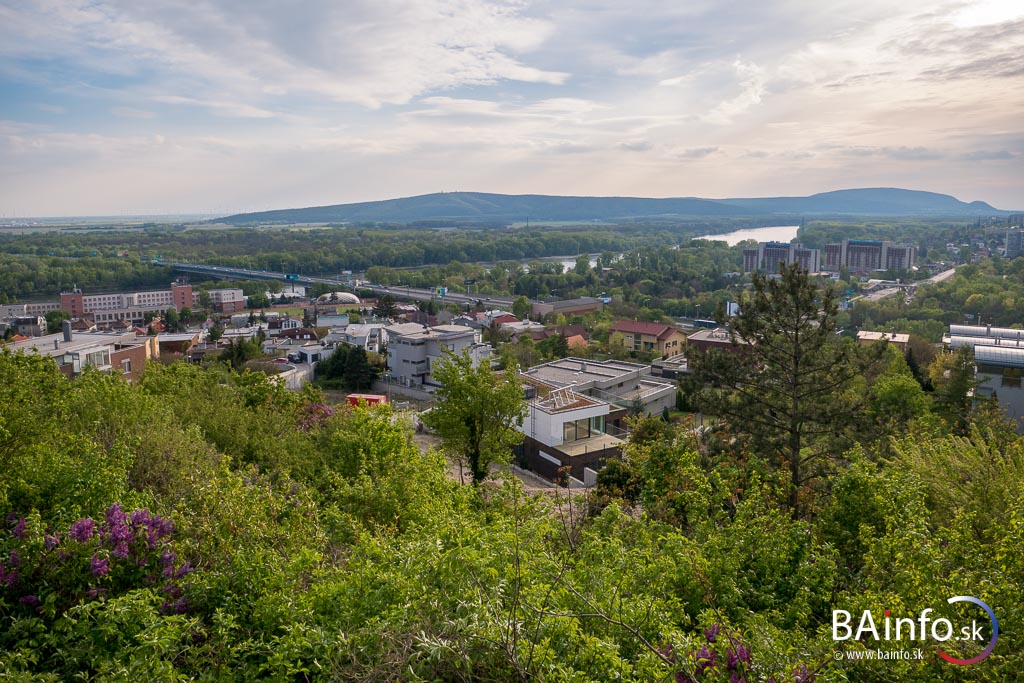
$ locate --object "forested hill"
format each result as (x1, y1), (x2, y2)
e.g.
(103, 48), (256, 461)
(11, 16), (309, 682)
(217, 188), (1007, 224)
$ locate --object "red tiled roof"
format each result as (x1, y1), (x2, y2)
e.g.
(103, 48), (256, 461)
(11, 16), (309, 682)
(611, 320), (681, 340)
(492, 314), (520, 325)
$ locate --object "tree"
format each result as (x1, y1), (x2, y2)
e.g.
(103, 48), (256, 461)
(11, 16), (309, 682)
(423, 351), (526, 484)
(373, 295), (398, 319)
(929, 347), (976, 433)
(207, 325), (224, 343)
(512, 296), (531, 320)
(164, 308), (181, 333)
(45, 309), (71, 334)
(343, 346), (378, 391)
(689, 263), (877, 514)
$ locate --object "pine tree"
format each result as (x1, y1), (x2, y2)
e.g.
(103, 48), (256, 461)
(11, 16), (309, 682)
(689, 263), (878, 515)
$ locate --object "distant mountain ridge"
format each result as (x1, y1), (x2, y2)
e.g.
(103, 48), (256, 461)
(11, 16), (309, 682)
(218, 188), (1008, 224)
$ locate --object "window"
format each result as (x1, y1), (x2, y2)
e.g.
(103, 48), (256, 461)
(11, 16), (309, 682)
(121, 359), (132, 374)
(1002, 367), (1022, 388)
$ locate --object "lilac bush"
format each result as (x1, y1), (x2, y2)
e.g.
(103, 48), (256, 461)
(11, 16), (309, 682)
(669, 621), (814, 683)
(1, 505), (194, 617)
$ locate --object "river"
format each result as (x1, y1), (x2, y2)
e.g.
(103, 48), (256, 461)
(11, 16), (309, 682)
(695, 225), (800, 245)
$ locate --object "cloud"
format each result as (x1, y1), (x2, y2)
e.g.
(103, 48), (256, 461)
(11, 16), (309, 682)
(0, 0), (568, 111)
(705, 59), (766, 124)
(960, 149), (1015, 160)
(1, 0), (1023, 213)
(111, 107), (155, 119)
(678, 146), (719, 158)
(151, 95), (278, 119)
(619, 140), (652, 152)
(35, 103), (65, 114)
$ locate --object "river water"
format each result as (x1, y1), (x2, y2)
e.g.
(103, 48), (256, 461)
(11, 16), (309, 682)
(695, 225), (800, 246)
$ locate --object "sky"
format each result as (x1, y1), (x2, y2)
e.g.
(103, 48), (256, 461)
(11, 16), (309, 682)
(1, 0), (1022, 217)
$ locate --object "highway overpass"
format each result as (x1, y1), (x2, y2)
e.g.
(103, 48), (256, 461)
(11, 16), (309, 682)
(163, 261), (517, 308)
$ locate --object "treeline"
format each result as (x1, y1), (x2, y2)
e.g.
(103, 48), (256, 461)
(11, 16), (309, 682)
(0, 254), (171, 302)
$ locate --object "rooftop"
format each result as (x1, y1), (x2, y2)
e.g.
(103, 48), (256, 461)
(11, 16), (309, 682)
(856, 330), (910, 344)
(522, 357), (650, 388)
(975, 345), (1024, 369)
(949, 324), (1024, 340)
(610, 320), (681, 340)
(7, 331), (141, 357)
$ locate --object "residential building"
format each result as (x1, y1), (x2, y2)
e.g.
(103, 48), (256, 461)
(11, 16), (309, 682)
(1006, 228), (1024, 259)
(6, 323), (157, 382)
(856, 330), (910, 352)
(742, 242), (821, 273)
(820, 240), (918, 273)
(610, 320), (687, 356)
(516, 358), (675, 482)
(531, 297), (604, 319)
(205, 288), (245, 313)
(385, 323), (492, 390)
(12, 316), (46, 337)
(686, 327), (750, 354)
(331, 323), (386, 353)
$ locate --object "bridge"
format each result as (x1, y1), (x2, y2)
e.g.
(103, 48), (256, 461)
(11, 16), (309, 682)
(162, 261), (517, 308)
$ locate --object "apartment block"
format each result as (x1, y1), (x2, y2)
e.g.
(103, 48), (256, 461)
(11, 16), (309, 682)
(742, 242), (821, 273)
(820, 240), (917, 273)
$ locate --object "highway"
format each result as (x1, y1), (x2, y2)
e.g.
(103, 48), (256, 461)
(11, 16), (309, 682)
(858, 267), (957, 302)
(164, 261), (517, 308)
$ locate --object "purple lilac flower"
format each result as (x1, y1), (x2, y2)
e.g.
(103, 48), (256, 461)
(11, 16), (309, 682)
(105, 503), (127, 528)
(18, 595), (39, 607)
(695, 644), (717, 676)
(4, 568), (18, 586)
(12, 517), (27, 539)
(162, 563), (175, 579)
(703, 623), (719, 643)
(730, 674), (746, 683)
(735, 643), (751, 664)
(90, 553), (110, 577)
(161, 550), (177, 567)
(160, 596), (189, 614)
(9, 549), (20, 566)
(727, 648), (739, 671)
(130, 509), (151, 526)
(69, 518), (96, 543)
(793, 664), (815, 683)
(174, 561), (193, 579)
(45, 533), (61, 550)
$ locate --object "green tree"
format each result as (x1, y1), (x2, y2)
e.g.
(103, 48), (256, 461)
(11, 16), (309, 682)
(163, 308), (181, 333)
(423, 351), (526, 484)
(689, 263), (876, 514)
(343, 346), (378, 391)
(373, 295), (398, 319)
(45, 309), (71, 334)
(512, 295), (531, 320)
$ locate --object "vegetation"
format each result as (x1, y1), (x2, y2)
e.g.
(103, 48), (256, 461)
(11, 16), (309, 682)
(423, 351), (527, 484)
(1, 287), (1022, 679)
(688, 265), (880, 513)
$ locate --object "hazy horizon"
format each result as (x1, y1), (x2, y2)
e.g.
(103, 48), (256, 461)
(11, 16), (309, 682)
(1, 0), (1022, 216)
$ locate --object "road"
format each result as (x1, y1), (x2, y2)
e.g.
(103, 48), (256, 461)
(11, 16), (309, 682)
(859, 267), (957, 302)
(165, 261), (517, 308)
